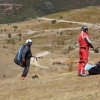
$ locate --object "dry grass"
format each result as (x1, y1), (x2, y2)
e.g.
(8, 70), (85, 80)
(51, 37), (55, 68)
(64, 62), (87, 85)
(0, 72), (100, 100)
(0, 6), (100, 100)
(46, 6), (100, 23)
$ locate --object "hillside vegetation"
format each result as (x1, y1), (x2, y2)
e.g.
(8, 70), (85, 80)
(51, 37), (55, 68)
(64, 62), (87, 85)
(0, 6), (100, 100)
(0, 0), (100, 23)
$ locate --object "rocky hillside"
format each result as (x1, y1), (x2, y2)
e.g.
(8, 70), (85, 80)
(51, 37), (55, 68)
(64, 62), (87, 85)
(0, 0), (100, 23)
(0, 5), (100, 100)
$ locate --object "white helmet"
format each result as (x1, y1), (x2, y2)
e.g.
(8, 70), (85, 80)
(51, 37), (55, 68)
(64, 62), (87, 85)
(26, 39), (32, 44)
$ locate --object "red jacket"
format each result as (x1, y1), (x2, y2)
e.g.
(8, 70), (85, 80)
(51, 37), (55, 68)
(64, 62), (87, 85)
(78, 31), (92, 48)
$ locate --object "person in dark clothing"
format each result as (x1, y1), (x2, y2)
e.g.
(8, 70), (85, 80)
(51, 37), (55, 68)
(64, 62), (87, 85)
(21, 39), (33, 80)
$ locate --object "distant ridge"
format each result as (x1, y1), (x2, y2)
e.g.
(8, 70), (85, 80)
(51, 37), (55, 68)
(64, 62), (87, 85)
(0, 0), (100, 23)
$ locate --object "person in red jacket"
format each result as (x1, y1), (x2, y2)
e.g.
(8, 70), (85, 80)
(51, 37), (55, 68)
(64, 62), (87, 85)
(78, 26), (94, 76)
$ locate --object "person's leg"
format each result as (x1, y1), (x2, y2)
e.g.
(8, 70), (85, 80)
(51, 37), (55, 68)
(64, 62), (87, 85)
(78, 61), (82, 75)
(21, 59), (30, 77)
(78, 49), (83, 75)
(80, 61), (86, 74)
(78, 47), (88, 75)
(81, 49), (88, 74)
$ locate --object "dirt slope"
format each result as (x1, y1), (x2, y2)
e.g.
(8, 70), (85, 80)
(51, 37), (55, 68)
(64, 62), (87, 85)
(0, 72), (100, 100)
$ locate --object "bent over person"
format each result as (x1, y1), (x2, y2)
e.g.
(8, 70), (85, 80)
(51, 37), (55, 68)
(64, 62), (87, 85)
(77, 26), (94, 76)
(21, 39), (33, 80)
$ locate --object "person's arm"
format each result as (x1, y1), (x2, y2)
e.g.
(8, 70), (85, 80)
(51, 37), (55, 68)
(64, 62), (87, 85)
(28, 50), (32, 59)
(84, 36), (94, 48)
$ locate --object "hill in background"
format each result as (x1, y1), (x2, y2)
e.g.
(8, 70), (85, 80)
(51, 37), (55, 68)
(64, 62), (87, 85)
(0, 0), (100, 23)
(0, 6), (100, 100)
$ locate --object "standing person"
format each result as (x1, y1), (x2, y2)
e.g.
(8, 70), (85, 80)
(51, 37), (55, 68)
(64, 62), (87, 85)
(21, 39), (33, 80)
(77, 26), (94, 76)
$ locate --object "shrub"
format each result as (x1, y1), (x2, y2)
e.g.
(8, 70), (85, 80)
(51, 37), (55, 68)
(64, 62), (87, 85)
(4, 29), (6, 32)
(60, 32), (63, 35)
(68, 62), (74, 72)
(19, 38), (21, 41)
(13, 25), (17, 29)
(67, 56), (75, 72)
(18, 33), (22, 37)
(10, 38), (16, 45)
(1, 29), (2, 33)
(60, 16), (63, 19)
(94, 48), (99, 53)
(52, 20), (56, 24)
(8, 33), (11, 38)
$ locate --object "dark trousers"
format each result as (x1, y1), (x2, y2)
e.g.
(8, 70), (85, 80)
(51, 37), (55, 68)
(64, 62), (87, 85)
(21, 59), (30, 77)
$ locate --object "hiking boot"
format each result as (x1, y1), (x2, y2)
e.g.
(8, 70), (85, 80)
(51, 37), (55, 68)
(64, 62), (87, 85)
(78, 74), (82, 76)
(21, 76), (26, 80)
(32, 75), (38, 79)
(78, 74), (89, 77)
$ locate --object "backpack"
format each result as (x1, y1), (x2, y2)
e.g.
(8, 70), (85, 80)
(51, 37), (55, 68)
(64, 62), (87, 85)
(88, 62), (100, 75)
(14, 45), (25, 67)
